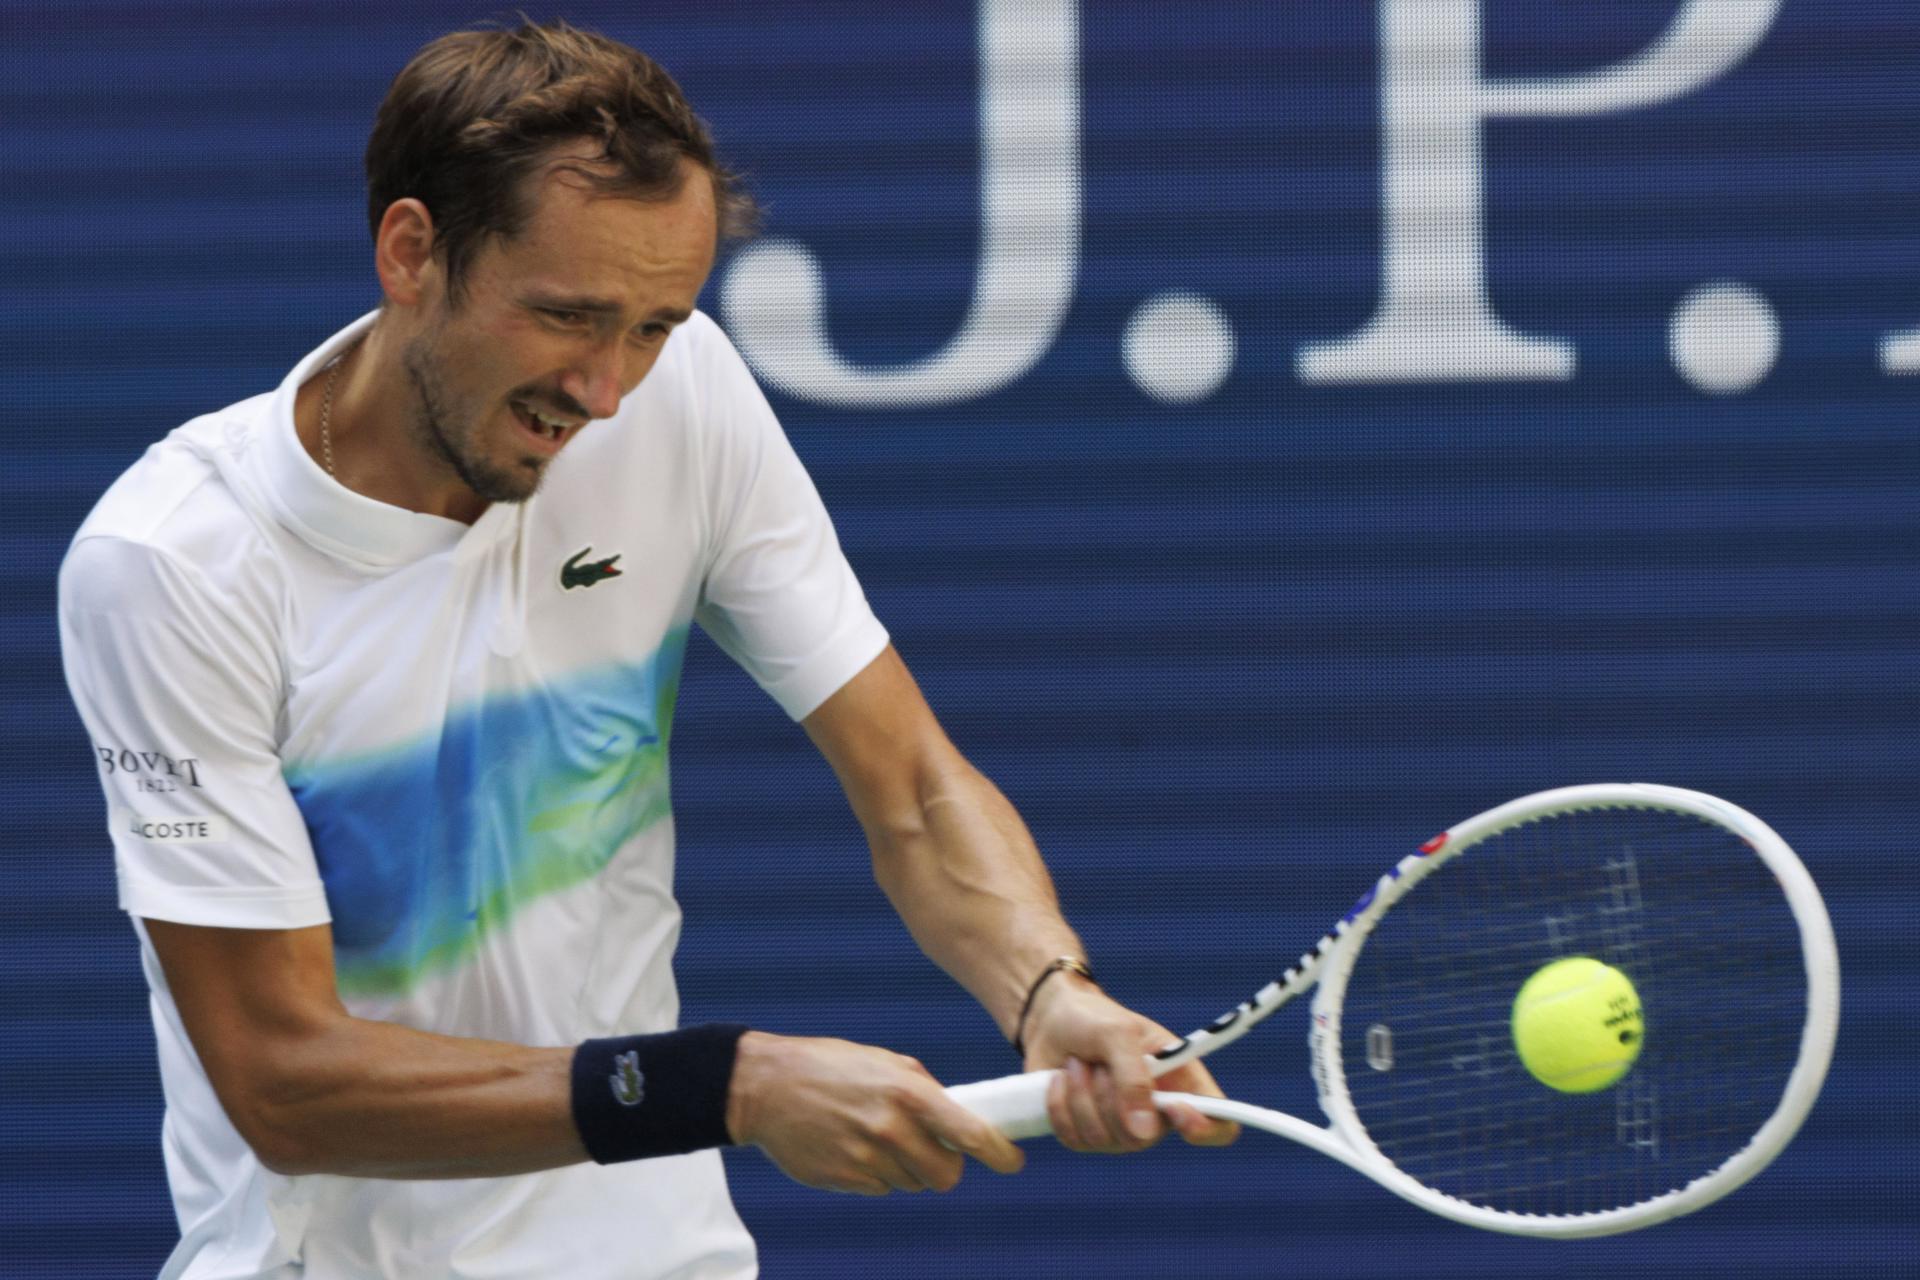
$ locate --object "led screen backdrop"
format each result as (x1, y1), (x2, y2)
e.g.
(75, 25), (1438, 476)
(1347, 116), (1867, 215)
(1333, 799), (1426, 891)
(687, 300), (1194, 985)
(4, 2), (1916, 1277)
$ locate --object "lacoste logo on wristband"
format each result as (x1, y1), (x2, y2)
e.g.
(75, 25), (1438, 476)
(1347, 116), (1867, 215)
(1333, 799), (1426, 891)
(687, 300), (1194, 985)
(609, 1051), (646, 1107)
(561, 547), (624, 590)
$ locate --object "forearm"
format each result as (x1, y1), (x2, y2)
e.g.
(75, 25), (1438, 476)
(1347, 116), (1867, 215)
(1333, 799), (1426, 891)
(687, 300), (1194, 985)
(239, 1015), (582, 1179)
(869, 760), (1086, 1041)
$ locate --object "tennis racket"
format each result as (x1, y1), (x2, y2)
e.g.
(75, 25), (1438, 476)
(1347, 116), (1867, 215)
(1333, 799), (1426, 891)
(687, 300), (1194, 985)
(947, 783), (1839, 1238)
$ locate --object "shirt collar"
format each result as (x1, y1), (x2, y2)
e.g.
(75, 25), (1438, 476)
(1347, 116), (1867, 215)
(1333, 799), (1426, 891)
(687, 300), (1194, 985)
(246, 311), (518, 568)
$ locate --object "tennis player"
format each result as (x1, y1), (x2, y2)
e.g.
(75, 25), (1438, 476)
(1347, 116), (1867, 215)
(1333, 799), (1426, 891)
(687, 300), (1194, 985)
(58, 19), (1230, 1279)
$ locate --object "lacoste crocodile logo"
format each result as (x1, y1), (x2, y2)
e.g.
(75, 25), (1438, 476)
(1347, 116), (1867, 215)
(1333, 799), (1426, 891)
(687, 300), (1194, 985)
(561, 547), (623, 590)
(610, 1051), (645, 1107)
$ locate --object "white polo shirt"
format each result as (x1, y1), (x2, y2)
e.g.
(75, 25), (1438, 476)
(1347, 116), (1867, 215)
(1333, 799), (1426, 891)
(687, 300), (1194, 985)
(58, 311), (889, 1279)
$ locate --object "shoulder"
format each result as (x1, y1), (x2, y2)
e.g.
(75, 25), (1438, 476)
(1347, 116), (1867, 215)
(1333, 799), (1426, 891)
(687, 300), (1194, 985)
(557, 310), (777, 490)
(63, 400), (283, 629)
(665, 308), (745, 373)
(641, 309), (769, 429)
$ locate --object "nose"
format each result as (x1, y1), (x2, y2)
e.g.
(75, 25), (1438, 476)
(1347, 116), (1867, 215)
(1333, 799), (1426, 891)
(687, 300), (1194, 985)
(558, 339), (628, 421)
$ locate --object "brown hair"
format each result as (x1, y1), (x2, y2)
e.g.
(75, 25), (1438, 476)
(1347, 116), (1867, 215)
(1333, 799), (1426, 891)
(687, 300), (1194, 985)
(365, 18), (757, 303)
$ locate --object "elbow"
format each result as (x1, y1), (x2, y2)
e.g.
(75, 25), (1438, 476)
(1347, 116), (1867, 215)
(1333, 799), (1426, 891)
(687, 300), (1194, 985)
(229, 1093), (328, 1176)
(252, 1140), (319, 1178)
(870, 756), (976, 851)
(214, 1038), (351, 1177)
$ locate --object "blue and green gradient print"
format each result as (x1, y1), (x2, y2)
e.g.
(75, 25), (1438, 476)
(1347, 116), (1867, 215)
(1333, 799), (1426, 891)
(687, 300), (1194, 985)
(284, 630), (687, 997)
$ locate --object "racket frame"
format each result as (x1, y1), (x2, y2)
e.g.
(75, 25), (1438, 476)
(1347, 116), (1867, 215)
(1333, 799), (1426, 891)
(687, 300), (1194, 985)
(950, 783), (1841, 1239)
(1298, 782), (1841, 1236)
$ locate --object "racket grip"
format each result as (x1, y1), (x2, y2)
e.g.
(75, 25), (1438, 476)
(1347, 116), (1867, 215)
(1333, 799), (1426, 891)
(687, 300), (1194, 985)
(945, 1069), (1057, 1141)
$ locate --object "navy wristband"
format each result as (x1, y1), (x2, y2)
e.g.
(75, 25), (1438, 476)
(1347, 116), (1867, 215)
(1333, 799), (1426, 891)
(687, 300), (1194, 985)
(570, 1024), (749, 1165)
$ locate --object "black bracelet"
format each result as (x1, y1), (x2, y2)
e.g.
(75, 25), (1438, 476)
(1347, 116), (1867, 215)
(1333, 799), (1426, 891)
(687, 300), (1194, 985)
(1011, 956), (1095, 1059)
(570, 1024), (749, 1164)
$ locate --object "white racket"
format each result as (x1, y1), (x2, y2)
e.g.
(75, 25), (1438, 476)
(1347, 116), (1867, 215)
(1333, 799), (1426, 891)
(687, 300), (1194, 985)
(947, 783), (1839, 1238)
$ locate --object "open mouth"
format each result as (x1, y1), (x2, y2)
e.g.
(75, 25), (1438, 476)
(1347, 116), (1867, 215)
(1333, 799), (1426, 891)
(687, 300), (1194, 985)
(509, 400), (578, 453)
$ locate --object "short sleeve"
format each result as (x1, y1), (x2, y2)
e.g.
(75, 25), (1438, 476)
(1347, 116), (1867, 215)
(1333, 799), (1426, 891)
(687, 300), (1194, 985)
(59, 535), (330, 929)
(690, 321), (889, 719)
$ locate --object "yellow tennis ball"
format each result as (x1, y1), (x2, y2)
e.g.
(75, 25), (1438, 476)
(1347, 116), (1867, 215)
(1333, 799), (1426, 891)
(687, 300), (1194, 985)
(1510, 957), (1644, 1093)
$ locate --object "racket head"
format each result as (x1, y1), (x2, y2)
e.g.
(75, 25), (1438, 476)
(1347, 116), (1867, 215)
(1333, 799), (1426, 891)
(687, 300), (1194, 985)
(1307, 783), (1839, 1238)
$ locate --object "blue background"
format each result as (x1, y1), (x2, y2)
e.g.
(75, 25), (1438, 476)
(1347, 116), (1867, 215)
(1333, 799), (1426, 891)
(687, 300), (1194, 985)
(4, 2), (1915, 1276)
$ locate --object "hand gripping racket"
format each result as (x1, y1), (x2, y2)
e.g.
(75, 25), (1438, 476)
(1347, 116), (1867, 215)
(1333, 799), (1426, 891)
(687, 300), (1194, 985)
(947, 784), (1839, 1237)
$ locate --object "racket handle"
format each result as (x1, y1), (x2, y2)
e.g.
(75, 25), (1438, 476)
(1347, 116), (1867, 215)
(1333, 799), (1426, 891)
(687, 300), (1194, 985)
(945, 1069), (1057, 1140)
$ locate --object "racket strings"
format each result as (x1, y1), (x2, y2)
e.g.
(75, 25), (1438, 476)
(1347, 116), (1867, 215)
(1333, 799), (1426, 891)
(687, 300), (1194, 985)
(1334, 804), (1805, 1219)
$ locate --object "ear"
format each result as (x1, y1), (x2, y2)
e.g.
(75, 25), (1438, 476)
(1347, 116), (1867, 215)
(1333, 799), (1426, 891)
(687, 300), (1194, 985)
(374, 198), (439, 309)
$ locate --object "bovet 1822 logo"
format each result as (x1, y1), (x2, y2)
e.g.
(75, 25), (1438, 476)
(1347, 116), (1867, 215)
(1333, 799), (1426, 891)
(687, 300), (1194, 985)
(96, 745), (203, 793)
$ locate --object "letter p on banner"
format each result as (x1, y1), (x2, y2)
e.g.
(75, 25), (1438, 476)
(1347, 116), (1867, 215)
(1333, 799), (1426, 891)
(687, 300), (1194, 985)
(1297, 0), (1781, 385)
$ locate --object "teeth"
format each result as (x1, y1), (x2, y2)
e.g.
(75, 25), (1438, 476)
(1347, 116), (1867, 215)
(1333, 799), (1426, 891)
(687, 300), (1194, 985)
(518, 403), (571, 440)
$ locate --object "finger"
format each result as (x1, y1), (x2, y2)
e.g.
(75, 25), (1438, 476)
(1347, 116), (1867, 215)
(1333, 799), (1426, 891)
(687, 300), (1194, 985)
(922, 1095), (1027, 1177)
(1161, 1099), (1239, 1147)
(869, 1147), (931, 1194)
(940, 1117), (1026, 1177)
(1153, 1060), (1241, 1147)
(891, 1127), (971, 1192)
(1156, 1057), (1229, 1101)
(826, 1172), (893, 1197)
(1089, 1061), (1150, 1152)
(1096, 1055), (1163, 1148)
(871, 1090), (967, 1191)
(898, 1140), (969, 1191)
(1045, 1061), (1081, 1148)
(1098, 1040), (1164, 1146)
(1063, 1055), (1120, 1151)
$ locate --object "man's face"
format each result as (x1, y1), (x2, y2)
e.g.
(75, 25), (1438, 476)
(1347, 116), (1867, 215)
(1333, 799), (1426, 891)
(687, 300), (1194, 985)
(399, 153), (718, 505)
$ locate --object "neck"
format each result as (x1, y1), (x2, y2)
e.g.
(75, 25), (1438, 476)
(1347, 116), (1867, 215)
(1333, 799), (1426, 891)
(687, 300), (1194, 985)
(296, 319), (488, 524)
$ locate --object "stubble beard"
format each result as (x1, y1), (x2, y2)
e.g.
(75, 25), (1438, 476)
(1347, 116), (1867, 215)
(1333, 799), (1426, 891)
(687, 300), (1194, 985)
(400, 327), (545, 506)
